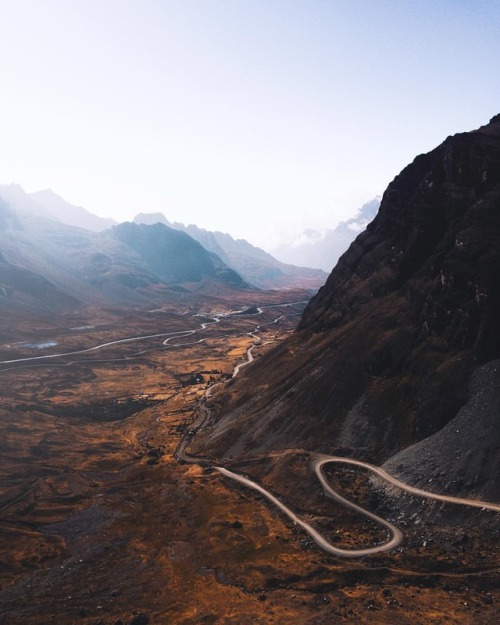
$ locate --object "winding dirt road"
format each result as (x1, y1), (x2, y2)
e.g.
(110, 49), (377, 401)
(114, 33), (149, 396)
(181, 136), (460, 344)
(168, 309), (500, 558)
(216, 464), (403, 557)
(216, 455), (500, 558)
(5, 299), (498, 558)
(315, 456), (500, 513)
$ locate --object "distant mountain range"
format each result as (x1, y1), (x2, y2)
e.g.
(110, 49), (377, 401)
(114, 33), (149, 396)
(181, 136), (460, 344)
(133, 212), (327, 290)
(0, 189), (250, 312)
(0, 184), (116, 231)
(270, 198), (381, 271)
(0, 184), (329, 293)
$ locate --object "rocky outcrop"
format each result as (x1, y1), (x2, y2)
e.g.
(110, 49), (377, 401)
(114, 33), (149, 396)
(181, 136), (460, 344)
(192, 115), (500, 499)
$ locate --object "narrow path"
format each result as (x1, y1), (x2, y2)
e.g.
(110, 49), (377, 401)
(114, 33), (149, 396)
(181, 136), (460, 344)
(168, 307), (500, 557)
(214, 454), (500, 558)
(216, 466), (402, 557)
(6, 297), (497, 559)
(315, 456), (500, 513)
(184, 335), (500, 557)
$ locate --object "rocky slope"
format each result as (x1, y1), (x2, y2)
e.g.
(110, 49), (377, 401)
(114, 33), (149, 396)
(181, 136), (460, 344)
(383, 358), (500, 502)
(192, 114), (500, 501)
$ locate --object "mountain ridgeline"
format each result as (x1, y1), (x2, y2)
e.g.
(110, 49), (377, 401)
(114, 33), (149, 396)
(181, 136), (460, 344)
(0, 192), (251, 311)
(133, 213), (328, 290)
(192, 114), (500, 502)
(0, 184), (328, 311)
(112, 222), (245, 286)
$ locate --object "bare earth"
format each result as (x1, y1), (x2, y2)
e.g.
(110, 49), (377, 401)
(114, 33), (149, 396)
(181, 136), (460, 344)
(0, 293), (498, 624)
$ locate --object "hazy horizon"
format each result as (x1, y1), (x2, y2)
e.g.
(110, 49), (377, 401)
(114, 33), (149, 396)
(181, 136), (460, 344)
(1, 0), (499, 250)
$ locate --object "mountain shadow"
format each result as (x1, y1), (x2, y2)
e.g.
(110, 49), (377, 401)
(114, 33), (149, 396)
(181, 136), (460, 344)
(191, 114), (500, 501)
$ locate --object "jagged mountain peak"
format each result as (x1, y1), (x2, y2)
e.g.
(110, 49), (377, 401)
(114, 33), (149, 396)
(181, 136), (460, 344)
(133, 212), (171, 227)
(112, 221), (247, 287)
(134, 212), (328, 290)
(0, 199), (251, 311)
(28, 188), (117, 231)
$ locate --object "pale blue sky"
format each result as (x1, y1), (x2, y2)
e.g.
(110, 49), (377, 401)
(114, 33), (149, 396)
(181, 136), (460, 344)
(1, 0), (499, 249)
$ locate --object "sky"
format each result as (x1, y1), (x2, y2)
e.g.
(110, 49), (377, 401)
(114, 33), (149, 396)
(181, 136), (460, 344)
(1, 0), (499, 250)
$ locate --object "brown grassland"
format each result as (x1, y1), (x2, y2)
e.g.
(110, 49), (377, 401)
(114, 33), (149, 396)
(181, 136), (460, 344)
(0, 291), (498, 624)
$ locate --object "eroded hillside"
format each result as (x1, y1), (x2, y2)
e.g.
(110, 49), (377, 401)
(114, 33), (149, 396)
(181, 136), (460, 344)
(191, 114), (500, 502)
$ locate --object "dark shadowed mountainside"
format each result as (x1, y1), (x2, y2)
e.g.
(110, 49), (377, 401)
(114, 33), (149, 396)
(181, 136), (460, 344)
(133, 213), (328, 290)
(192, 114), (500, 501)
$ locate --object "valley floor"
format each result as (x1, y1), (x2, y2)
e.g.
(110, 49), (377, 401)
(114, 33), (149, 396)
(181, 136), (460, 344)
(0, 293), (498, 624)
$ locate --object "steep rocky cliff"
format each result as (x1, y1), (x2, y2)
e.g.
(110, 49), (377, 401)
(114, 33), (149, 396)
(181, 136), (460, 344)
(192, 115), (500, 500)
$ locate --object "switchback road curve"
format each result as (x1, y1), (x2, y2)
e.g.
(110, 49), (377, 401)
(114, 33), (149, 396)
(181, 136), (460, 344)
(215, 455), (500, 558)
(171, 314), (500, 558)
